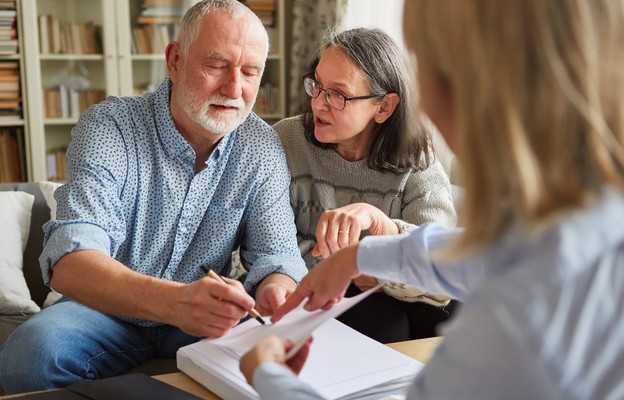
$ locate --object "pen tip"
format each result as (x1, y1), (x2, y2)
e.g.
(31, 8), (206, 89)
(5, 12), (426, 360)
(256, 316), (266, 325)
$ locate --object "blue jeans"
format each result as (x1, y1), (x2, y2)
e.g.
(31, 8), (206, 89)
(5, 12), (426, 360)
(0, 299), (199, 394)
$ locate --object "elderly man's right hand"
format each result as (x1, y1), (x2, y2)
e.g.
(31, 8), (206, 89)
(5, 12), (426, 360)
(175, 275), (256, 337)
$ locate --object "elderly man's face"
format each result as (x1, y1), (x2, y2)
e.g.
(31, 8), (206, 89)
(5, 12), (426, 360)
(171, 10), (267, 136)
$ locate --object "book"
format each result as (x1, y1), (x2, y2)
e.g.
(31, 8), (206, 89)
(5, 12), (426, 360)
(38, 14), (49, 53)
(136, 15), (180, 24)
(0, 128), (23, 182)
(177, 287), (423, 400)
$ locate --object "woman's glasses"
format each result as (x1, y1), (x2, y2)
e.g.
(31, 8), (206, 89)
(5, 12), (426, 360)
(303, 74), (382, 110)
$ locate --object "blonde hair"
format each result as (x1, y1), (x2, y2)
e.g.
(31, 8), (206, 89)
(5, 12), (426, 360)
(404, 0), (624, 253)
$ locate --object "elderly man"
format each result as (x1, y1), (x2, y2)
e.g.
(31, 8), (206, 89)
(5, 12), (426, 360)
(0, 0), (306, 393)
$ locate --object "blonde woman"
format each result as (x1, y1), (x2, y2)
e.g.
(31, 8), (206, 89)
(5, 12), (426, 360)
(240, 0), (624, 398)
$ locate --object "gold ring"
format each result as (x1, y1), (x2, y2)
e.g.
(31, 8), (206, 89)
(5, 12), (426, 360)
(338, 230), (349, 235)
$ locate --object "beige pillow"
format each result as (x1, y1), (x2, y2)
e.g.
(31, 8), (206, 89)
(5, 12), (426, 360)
(0, 191), (41, 315)
(38, 181), (64, 307)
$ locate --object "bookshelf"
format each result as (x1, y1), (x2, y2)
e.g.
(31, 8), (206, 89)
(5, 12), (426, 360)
(245, 0), (286, 120)
(15, 0), (287, 182)
(21, 0), (118, 182)
(0, 0), (27, 183)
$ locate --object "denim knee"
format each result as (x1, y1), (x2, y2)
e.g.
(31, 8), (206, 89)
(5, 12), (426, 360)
(0, 312), (84, 394)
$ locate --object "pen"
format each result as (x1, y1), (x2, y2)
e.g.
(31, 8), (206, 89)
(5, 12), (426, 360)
(201, 266), (266, 325)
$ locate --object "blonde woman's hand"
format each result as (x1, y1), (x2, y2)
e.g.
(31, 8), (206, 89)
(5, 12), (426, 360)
(311, 203), (399, 259)
(272, 245), (360, 323)
(240, 335), (313, 386)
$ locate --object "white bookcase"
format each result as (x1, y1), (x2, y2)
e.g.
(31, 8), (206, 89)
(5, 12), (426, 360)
(17, 0), (286, 182)
(0, 1), (30, 183)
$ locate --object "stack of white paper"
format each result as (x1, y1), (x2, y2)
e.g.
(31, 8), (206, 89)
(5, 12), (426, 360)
(177, 288), (423, 399)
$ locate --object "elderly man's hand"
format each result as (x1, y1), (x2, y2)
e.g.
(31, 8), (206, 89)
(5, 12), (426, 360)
(254, 273), (298, 316)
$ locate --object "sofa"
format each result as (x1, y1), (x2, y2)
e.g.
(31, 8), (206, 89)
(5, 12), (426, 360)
(0, 134), (460, 394)
(0, 182), (177, 395)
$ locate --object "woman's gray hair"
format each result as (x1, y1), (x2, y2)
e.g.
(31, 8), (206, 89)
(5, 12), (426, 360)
(177, 0), (269, 56)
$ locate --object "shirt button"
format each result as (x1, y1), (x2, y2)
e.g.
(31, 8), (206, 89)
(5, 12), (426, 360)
(179, 226), (188, 233)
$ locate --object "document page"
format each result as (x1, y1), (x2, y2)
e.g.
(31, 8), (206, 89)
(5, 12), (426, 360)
(178, 318), (422, 400)
(177, 285), (423, 399)
(207, 284), (383, 358)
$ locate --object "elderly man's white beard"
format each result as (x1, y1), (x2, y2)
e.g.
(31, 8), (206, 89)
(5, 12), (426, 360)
(177, 77), (254, 136)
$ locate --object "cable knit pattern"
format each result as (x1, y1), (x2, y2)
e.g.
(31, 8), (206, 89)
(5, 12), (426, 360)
(274, 115), (456, 306)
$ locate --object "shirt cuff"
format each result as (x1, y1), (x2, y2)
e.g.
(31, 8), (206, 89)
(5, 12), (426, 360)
(253, 363), (320, 399)
(39, 222), (112, 285)
(357, 223), (452, 285)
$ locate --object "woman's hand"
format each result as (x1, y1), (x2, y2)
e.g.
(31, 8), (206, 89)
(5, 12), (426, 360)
(240, 336), (313, 386)
(272, 245), (360, 323)
(311, 203), (399, 259)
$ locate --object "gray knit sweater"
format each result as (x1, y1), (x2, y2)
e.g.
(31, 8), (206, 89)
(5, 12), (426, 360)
(274, 115), (457, 306)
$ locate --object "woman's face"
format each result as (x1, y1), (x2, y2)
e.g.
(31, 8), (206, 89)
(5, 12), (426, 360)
(311, 47), (381, 161)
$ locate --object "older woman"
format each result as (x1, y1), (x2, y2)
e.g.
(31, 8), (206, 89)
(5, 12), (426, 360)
(273, 27), (456, 343)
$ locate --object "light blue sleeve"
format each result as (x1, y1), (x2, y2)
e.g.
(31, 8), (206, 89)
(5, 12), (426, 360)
(253, 363), (325, 400)
(39, 223), (112, 285)
(239, 132), (308, 292)
(357, 223), (486, 301)
(406, 290), (553, 400)
(38, 102), (129, 284)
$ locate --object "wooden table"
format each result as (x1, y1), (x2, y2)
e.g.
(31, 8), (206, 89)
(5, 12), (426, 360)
(154, 336), (443, 400)
(0, 336), (442, 400)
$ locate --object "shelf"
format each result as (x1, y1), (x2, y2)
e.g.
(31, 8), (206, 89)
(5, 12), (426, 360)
(131, 54), (165, 61)
(39, 54), (105, 61)
(44, 118), (79, 125)
(0, 119), (25, 127)
(17, 0), (287, 182)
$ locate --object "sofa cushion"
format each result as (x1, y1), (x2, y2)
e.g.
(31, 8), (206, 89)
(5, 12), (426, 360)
(0, 183), (51, 308)
(0, 314), (29, 345)
(39, 181), (63, 220)
(38, 181), (64, 307)
(0, 191), (40, 315)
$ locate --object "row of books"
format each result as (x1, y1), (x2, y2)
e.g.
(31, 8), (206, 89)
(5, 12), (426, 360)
(0, 60), (20, 120)
(43, 86), (106, 119)
(132, 0), (184, 54)
(137, 0), (184, 24)
(38, 15), (102, 55)
(0, 1), (16, 55)
(243, 0), (276, 26)
(0, 127), (25, 183)
(46, 147), (67, 182)
(253, 82), (280, 115)
(132, 24), (177, 55)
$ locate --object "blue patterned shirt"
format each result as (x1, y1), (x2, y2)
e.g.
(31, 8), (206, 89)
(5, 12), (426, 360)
(40, 78), (307, 325)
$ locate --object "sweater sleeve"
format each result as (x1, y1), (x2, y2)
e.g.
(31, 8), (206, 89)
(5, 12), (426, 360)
(378, 157), (457, 304)
(401, 157), (456, 228)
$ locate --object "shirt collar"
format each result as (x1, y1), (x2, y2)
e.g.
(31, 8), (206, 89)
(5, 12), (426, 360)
(153, 77), (191, 161)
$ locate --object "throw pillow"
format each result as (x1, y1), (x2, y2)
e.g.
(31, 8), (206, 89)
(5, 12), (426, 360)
(0, 191), (41, 315)
(39, 180), (63, 220)
(38, 181), (64, 307)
